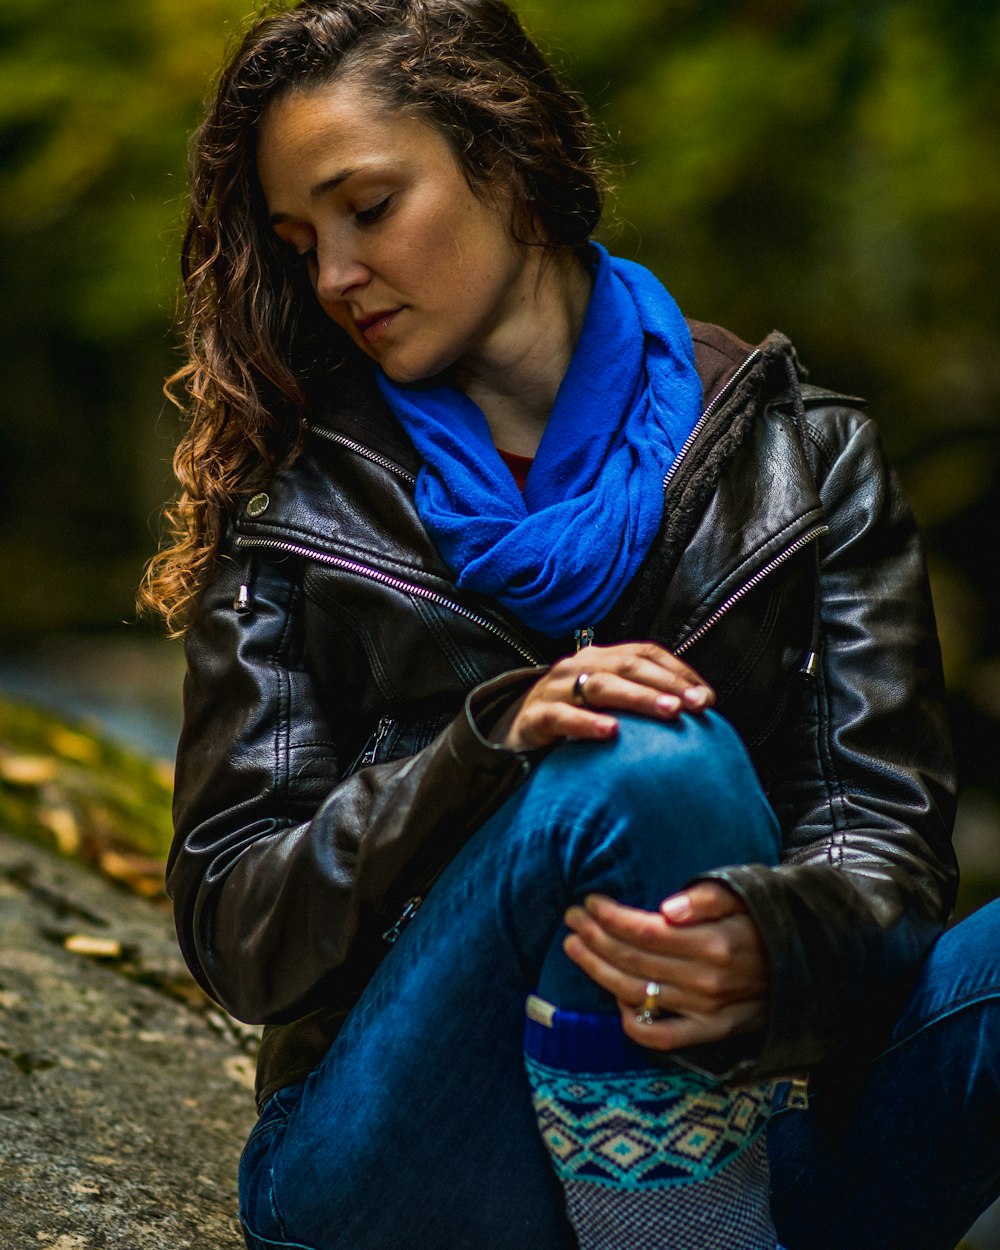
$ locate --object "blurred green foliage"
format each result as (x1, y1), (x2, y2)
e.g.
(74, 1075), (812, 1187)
(0, 1), (997, 849)
(0, 696), (173, 890)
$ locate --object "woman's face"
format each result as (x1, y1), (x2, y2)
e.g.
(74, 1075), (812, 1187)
(257, 79), (538, 385)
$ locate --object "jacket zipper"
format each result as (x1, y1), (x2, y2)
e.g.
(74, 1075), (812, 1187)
(673, 524), (828, 655)
(310, 351), (762, 500)
(307, 357), (813, 946)
(232, 535), (542, 666)
(300, 348), (763, 656)
(382, 896), (423, 944)
(360, 715), (396, 768)
(307, 424), (419, 485)
(662, 349), (763, 496)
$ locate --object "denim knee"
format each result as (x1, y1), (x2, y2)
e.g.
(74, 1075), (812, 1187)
(529, 710), (780, 887)
(598, 709), (756, 799)
(891, 897), (1000, 1037)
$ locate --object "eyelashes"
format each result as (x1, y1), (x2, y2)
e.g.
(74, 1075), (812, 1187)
(273, 193), (393, 271)
(355, 196), (391, 225)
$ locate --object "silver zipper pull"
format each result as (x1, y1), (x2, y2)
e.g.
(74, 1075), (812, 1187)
(382, 896), (423, 944)
(233, 555), (256, 614)
(360, 716), (395, 768)
(786, 1075), (809, 1110)
(574, 627), (595, 651)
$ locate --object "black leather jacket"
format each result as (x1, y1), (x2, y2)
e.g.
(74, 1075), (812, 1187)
(168, 322), (957, 1108)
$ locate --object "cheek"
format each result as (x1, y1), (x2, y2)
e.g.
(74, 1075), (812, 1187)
(410, 196), (499, 287)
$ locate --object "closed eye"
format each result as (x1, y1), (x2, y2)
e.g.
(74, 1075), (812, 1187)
(280, 241), (317, 270)
(356, 196), (391, 225)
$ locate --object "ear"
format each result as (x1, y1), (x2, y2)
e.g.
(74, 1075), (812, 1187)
(505, 192), (548, 249)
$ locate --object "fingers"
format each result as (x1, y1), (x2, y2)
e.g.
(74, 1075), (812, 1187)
(563, 917), (763, 1012)
(661, 881), (745, 925)
(499, 642), (715, 751)
(617, 997), (765, 1051)
(579, 892), (748, 959)
(563, 910), (766, 1052)
(563, 893), (769, 1022)
(501, 695), (621, 752)
(557, 645), (714, 714)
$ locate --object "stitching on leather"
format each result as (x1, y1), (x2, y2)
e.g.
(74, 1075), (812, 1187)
(714, 579), (784, 701)
(271, 579), (300, 801)
(304, 576), (400, 702)
(410, 594), (482, 687)
(803, 421), (836, 471)
(816, 649), (847, 867)
(239, 512), (446, 584)
(681, 510), (825, 629)
(407, 714), (454, 754)
(801, 415), (855, 863)
(744, 676), (793, 750)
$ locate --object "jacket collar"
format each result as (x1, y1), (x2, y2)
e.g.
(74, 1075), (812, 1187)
(241, 325), (829, 651)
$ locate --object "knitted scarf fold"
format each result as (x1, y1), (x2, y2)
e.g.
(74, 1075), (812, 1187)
(376, 243), (702, 637)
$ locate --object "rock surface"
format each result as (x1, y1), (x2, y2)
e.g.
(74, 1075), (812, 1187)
(2, 827), (999, 1250)
(0, 830), (257, 1250)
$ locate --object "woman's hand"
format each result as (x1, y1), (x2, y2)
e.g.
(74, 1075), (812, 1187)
(493, 642), (715, 752)
(563, 882), (768, 1050)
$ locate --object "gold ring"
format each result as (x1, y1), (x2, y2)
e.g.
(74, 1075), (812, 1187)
(635, 980), (661, 1026)
(571, 673), (593, 708)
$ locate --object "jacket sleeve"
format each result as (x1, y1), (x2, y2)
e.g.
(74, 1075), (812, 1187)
(698, 406), (958, 1081)
(167, 538), (537, 1024)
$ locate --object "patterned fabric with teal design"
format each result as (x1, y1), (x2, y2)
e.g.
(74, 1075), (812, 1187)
(525, 1058), (774, 1190)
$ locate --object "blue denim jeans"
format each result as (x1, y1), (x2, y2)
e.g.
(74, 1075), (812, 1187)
(237, 712), (1000, 1249)
(768, 897), (1000, 1250)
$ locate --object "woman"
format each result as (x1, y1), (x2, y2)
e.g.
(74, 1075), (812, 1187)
(143, 2), (1000, 1248)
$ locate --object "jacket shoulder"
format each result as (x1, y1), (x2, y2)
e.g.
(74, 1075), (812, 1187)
(685, 317), (867, 424)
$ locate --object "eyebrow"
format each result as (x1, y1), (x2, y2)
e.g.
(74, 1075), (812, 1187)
(268, 167), (359, 225)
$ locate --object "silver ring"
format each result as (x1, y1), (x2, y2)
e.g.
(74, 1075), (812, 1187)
(635, 980), (661, 1026)
(571, 672), (593, 708)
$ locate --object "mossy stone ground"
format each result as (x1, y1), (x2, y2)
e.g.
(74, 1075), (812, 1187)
(0, 829), (257, 1249)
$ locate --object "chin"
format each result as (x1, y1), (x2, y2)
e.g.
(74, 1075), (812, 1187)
(378, 353), (447, 386)
(379, 361), (421, 383)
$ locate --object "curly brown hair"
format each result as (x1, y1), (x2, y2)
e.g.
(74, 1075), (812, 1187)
(139, 0), (607, 634)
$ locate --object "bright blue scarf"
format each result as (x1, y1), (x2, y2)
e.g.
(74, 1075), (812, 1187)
(376, 244), (702, 637)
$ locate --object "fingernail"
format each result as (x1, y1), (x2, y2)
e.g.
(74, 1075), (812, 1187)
(683, 685), (712, 709)
(661, 894), (692, 922)
(564, 905), (584, 926)
(656, 694), (682, 714)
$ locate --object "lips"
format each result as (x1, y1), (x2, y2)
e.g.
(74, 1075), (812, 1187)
(354, 309), (401, 343)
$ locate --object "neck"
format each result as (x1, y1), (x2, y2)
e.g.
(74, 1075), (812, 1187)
(451, 250), (592, 458)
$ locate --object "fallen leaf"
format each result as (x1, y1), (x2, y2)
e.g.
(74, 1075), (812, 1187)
(96, 848), (166, 899)
(64, 935), (123, 960)
(38, 804), (81, 854)
(224, 1054), (256, 1092)
(98, 848), (162, 882)
(0, 755), (59, 786)
(47, 726), (101, 765)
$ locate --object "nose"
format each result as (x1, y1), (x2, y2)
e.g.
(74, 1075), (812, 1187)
(312, 245), (370, 307)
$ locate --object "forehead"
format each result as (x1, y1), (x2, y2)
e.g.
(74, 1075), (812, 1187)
(256, 79), (449, 201)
